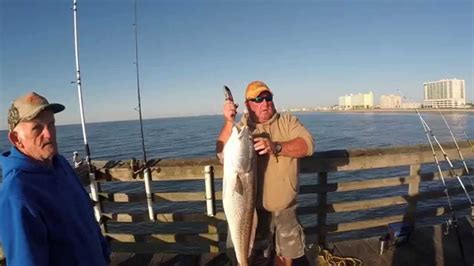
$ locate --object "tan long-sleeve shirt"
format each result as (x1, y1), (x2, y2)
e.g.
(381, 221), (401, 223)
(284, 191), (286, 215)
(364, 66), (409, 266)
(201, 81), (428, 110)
(241, 112), (314, 211)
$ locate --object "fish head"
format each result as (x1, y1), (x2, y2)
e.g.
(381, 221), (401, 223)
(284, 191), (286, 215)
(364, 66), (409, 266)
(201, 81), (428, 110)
(224, 125), (255, 174)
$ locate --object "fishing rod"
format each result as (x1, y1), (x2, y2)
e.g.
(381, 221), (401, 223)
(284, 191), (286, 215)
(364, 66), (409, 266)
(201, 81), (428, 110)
(72, 0), (103, 224)
(133, 0), (155, 222)
(417, 112), (473, 206)
(415, 109), (467, 262)
(399, 91), (473, 187)
(436, 107), (473, 186)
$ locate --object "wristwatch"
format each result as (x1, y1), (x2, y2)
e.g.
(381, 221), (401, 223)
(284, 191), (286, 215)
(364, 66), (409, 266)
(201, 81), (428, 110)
(274, 142), (282, 155)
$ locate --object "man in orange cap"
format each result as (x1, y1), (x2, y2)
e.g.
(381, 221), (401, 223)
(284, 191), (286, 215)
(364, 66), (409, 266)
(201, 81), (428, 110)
(217, 81), (314, 265)
(0, 92), (110, 265)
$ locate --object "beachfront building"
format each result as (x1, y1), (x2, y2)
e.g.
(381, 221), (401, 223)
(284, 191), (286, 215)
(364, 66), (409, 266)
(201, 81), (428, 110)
(338, 95), (351, 109)
(401, 102), (422, 109)
(338, 91), (374, 110)
(423, 78), (466, 108)
(380, 94), (402, 109)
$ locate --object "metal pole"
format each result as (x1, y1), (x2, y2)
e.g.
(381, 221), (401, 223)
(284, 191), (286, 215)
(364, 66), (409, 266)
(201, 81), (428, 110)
(133, 0), (154, 221)
(72, 0), (102, 224)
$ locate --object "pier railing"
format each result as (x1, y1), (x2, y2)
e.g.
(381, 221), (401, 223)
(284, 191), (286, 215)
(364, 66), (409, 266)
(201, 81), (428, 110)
(0, 141), (473, 260)
(93, 140), (473, 254)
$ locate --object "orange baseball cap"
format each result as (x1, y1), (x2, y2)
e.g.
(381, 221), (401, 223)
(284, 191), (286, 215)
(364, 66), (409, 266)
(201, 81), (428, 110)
(245, 81), (272, 100)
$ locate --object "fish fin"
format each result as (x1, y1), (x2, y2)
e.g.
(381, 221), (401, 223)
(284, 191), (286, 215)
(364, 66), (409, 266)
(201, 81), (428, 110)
(248, 208), (258, 257)
(234, 174), (244, 195)
(235, 124), (242, 132)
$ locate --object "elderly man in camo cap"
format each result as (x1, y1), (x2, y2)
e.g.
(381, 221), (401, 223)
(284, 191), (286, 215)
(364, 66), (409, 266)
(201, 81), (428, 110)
(0, 92), (110, 265)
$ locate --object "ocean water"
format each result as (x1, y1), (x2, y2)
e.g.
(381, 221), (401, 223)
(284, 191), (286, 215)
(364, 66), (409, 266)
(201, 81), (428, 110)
(1, 112), (472, 161)
(0, 112), (473, 239)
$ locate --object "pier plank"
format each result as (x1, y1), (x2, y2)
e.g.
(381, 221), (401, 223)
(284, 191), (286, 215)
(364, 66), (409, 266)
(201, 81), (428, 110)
(333, 238), (388, 265)
(104, 211), (226, 223)
(107, 233), (225, 244)
(110, 241), (224, 254)
(102, 203), (469, 236)
(297, 187), (470, 215)
(331, 218), (473, 266)
(304, 202), (470, 234)
(100, 191), (223, 202)
(98, 185), (471, 217)
(93, 142), (473, 181)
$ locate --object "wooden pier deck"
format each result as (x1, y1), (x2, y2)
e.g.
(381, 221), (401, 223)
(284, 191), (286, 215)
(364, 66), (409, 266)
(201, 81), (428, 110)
(331, 217), (473, 266)
(107, 216), (473, 265)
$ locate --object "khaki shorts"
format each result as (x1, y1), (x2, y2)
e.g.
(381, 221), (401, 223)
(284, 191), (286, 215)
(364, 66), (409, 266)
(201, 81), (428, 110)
(226, 204), (306, 259)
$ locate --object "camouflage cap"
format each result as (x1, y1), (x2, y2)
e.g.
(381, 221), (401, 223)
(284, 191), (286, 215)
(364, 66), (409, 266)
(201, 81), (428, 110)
(245, 81), (273, 100)
(8, 92), (65, 131)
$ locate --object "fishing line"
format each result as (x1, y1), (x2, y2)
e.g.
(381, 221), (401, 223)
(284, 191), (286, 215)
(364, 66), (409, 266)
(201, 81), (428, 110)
(399, 90), (473, 188)
(398, 91), (471, 260)
(415, 109), (467, 261)
(436, 107), (473, 187)
(72, 0), (103, 225)
(133, 0), (155, 221)
(417, 112), (473, 205)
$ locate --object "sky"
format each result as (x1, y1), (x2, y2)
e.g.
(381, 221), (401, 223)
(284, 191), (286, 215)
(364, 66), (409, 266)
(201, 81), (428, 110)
(0, 0), (473, 129)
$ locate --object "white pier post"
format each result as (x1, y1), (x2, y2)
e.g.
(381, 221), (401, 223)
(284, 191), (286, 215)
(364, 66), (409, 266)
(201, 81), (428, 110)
(204, 165), (216, 217)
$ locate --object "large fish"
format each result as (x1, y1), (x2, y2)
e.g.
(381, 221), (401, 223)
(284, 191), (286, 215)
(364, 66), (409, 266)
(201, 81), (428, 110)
(223, 125), (258, 266)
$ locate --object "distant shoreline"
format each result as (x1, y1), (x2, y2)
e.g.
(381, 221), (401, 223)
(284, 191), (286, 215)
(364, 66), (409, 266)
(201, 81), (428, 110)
(288, 108), (474, 114)
(0, 109), (472, 131)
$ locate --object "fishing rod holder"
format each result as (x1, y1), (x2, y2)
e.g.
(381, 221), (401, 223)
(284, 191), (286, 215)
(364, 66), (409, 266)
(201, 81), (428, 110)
(72, 151), (84, 168)
(204, 165), (216, 217)
(443, 220), (450, 235)
(130, 158), (138, 170)
(443, 218), (457, 235)
(129, 158), (150, 177)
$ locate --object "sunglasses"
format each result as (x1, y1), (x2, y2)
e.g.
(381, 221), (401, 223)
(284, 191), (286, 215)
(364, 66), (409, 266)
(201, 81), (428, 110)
(248, 95), (273, 103)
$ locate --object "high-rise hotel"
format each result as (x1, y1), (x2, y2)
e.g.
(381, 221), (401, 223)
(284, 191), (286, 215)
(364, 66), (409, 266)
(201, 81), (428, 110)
(423, 78), (466, 108)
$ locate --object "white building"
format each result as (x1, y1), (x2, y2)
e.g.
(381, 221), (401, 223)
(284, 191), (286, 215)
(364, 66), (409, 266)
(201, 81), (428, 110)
(423, 79), (466, 108)
(338, 95), (351, 109)
(380, 94), (402, 109)
(339, 91), (374, 109)
(401, 102), (422, 109)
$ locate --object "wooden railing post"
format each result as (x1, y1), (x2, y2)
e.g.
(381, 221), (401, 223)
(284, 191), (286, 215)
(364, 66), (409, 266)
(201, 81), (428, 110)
(407, 164), (421, 226)
(317, 172), (328, 245)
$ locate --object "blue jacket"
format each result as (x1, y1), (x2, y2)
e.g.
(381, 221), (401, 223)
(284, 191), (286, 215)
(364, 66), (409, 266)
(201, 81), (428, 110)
(0, 147), (110, 266)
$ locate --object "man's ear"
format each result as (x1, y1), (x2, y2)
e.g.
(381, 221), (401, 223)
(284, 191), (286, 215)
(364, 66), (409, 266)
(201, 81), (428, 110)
(8, 130), (22, 148)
